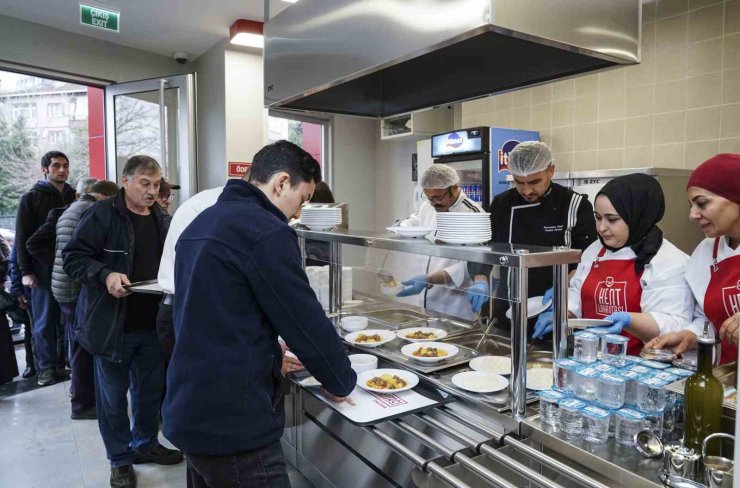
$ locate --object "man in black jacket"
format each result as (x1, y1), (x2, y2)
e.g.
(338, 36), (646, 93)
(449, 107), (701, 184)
(63, 156), (182, 488)
(15, 150), (76, 386)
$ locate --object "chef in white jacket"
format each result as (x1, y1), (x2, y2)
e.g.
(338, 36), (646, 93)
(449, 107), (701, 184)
(397, 164), (489, 320)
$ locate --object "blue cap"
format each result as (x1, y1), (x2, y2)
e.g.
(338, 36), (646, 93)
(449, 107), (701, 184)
(556, 358), (580, 369)
(574, 331), (599, 340)
(639, 376), (669, 387)
(594, 363), (616, 374)
(665, 367), (694, 378)
(582, 405), (611, 419)
(558, 398), (586, 410)
(654, 372), (679, 383)
(599, 372), (626, 384)
(624, 355), (643, 364)
(616, 408), (647, 420)
(604, 334), (629, 344)
(538, 389), (566, 401)
(576, 366), (601, 378)
(628, 365), (652, 375)
(641, 360), (671, 370)
(616, 369), (642, 380)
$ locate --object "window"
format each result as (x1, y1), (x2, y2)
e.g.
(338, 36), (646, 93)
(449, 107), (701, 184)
(12, 103), (36, 120)
(47, 103), (65, 117)
(48, 130), (65, 145)
(268, 113), (328, 182)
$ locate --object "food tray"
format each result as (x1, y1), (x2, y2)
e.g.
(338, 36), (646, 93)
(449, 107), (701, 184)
(347, 340), (481, 374)
(363, 308), (430, 326)
(403, 317), (475, 338)
(123, 279), (163, 295)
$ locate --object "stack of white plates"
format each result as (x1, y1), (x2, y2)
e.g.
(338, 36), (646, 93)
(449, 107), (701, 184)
(300, 207), (342, 230)
(435, 212), (491, 245)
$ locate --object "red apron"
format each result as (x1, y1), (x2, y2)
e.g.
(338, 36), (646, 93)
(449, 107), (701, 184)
(581, 247), (644, 356)
(702, 238), (740, 365)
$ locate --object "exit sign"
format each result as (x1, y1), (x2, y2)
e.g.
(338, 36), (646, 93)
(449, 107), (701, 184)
(80, 4), (120, 32)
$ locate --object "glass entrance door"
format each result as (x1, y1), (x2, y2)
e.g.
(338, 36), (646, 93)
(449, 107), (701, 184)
(104, 74), (196, 211)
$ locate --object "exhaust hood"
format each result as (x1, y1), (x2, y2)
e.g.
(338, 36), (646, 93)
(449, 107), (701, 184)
(264, 0), (640, 118)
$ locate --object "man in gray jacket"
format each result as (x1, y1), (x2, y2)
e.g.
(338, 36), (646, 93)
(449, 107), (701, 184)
(55, 179), (119, 419)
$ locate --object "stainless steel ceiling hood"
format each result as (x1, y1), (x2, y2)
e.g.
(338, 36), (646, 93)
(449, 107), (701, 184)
(264, 0), (640, 118)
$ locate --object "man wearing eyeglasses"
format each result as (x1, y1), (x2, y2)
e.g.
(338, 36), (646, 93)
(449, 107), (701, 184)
(396, 164), (489, 320)
(156, 179), (180, 213)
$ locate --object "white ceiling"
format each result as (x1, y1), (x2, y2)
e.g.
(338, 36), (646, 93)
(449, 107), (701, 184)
(0, 0), (293, 59)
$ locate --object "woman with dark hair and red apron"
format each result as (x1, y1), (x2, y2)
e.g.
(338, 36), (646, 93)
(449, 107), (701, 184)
(534, 173), (694, 355)
(647, 154), (740, 364)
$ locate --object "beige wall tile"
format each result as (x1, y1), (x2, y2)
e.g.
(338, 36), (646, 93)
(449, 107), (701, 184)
(599, 89), (627, 121)
(642, 22), (657, 58)
(552, 100), (575, 127)
(598, 148), (625, 169)
(574, 95), (599, 124)
(599, 68), (628, 92)
(720, 137), (740, 152)
(531, 85), (552, 105)
(538, 129), (552, 146)
(685, 106), (721, 140)
(625, 116), (655, 147)
(656, 46), (689, 82)
(626, 85), (656, 117)
(654, 111), (687, 143)
(491, 94), (511, 112)
(599, 120), (625, 149)
(479, 97), (496, 116)
(624, 145), (655, 167)
(531, 103), (553, 130)
(727, 1), (740, 35)
(552, 79), (576, 101)
(687, 38), (723, 77)
(656, 14), (688, 50)
(551, 126), (574, 153)
(725, 34), (740, 70)
(644, 2), (656, 23)
(687, 73), (722, 108)
(688, 4), (724, 42)
(685, 140), (720, 168)
(573, 124), (598, 151)
(575, 74), (599, 96)
(720, 103), (740, 138)
(461, 104), (475, 121)
(510, 107), (532, 129)
(490, 110), (512, 128)
(627, 53), (657, 86)
(724, 69), (740, 103)
(690, 0), (722, 9)
(552, 152), (573, 171)
(658, 0), (688, 19)
(510, 89), (532, 110)
(653, 142), (686, 168)
(655, 79), (687, 113)
(572, 151), (599, 171)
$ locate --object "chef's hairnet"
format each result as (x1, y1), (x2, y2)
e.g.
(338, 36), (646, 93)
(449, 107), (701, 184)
(508, 141), (553, 176)
(420, 164), (460, 189)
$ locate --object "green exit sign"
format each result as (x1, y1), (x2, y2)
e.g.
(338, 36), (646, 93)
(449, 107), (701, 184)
(80, 4), (120, 32)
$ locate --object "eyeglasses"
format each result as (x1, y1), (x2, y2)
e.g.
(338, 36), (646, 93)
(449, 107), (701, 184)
(423, 187), (453, 204)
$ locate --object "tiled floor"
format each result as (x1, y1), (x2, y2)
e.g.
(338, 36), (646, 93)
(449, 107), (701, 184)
(1, 346), (313, 487)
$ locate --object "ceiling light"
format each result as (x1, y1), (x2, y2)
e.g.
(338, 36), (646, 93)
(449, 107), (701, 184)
(230, 19), (264, 48)
(282, 0), (299, 3)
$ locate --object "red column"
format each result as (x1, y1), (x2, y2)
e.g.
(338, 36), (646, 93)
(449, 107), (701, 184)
(87, 87), (106, 178)
(302, 122), (322, 165)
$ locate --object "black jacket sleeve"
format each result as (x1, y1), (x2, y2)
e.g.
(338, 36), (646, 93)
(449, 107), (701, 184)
(571, 195), (597, 252)
(62, 208), (113, 286)
(14, 192), (37, 276)
(0, 236), (9, 282)
(26, 208), (63, 268)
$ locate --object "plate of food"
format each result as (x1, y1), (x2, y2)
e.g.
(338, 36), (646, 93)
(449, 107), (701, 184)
(469, 355), (511, 375)
(397, 327), (448, 342)
(568, 318), (613, 329)
(400, 342), (459, 363)
(344, 329), (396, 348)
(357, 368), (419, 394)
(451, 371), (509, 393)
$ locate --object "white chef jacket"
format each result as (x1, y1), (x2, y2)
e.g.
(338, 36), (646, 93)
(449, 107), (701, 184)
(399, 190), (483, 320)
(685, 236), (740, 337)
(568, 239), (695, 335)
(158, 187), (224, 295)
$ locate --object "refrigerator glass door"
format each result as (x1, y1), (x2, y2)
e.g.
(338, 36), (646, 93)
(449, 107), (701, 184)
(446, 159), (483, 204)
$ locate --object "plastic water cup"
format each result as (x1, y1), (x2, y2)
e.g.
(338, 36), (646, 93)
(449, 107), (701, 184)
(663, 392), (679, 434)
(636, 376), (668, 412)
(593, 362), (616, 375)
(643, 408), (665, 438)
(665, 367), (694, 378)
(558, 398), (586, 438)
(601, 334), (628, 367)
(538, 390), (566, 427)
(573, 331), (599, 363)
(615, 368), (642, 405)
(624, 355), (643, 366)
(640, 359), (671, 370)
(628, 365), (652, 376)
(654, 372), (680, 384)
(597, 372), (626, 409)
(608, 410), (617, 438)
(582, 405), (611, 444)
(554, 359), (580, 393)
(574, 366), (601, 402)
(615, 408), (647, 446)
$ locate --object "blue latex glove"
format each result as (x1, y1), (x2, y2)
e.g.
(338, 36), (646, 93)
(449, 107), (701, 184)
(466, 281), (490, 313)
(396, 275), (428, 297)
(542, 287), (554, 307)
(532, 311), (554, 339)
(591, 311), (632, 335)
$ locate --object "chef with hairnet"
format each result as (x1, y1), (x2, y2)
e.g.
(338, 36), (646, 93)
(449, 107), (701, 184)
(471, 141), (597, 333)
(396, 164), (488, 320)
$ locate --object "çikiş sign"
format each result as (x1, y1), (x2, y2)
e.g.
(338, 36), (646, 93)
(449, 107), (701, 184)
(80, 4), (120, 32)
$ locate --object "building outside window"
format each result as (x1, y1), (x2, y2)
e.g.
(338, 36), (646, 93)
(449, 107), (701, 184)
(12, 102), (36, 120)
(47, 102), (65, 117)
(47, 129), (65, 145)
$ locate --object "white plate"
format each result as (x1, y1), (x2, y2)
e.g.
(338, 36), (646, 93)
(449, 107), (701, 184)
(401, 341), (459, 363)
(470, 356), (511, 375)
(437, 212), (491, 218)
(505, 296), (552, 320)
(357, 368), (419, 394)
(299, 376), (322, 388)
(437, 236), (491, 245)
(396, 327), (448, 342)
(437, 232), (492, 238)
(451, 371), (509, 393)
(344, 329), (396, 348)
(568, 318), (614, 329)
(386, 226), (434, 238)
(526, 368), (554, 390)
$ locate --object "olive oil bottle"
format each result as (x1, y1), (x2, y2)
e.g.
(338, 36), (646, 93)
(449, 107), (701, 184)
(683, 324), (723, 453)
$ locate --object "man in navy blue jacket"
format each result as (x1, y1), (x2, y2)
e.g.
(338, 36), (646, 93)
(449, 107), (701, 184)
(164, 141), (356, 487)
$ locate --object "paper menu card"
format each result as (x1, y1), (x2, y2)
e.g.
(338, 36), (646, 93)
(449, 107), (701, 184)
(316, 386), (438, 424)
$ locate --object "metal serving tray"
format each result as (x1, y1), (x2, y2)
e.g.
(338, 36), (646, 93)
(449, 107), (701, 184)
(362, 308), (430, 326)
(347, 341), (481, 374)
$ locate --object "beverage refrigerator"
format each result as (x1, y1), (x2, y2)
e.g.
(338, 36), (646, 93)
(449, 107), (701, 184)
(431, 128), (490, 209)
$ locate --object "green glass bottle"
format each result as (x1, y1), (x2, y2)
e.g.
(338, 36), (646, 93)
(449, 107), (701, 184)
(683, 324), (723, 453)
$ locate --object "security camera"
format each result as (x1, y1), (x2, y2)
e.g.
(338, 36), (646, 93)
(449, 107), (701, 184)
(173, 52), (190, 64)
